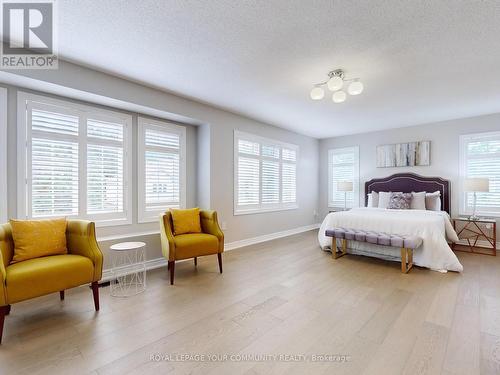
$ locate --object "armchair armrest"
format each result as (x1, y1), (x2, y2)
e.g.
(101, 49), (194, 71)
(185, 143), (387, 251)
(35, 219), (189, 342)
(66, 220), (103, 282)
(200, 210), (224, 252)
(0, 224), (11, 306)
(160, 212), (176, 261)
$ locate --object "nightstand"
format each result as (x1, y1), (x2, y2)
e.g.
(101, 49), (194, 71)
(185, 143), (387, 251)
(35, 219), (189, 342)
(452, 217), (497, 256)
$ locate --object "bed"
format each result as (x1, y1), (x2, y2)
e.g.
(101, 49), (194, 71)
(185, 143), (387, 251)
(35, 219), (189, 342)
(318, 173), (463, 272)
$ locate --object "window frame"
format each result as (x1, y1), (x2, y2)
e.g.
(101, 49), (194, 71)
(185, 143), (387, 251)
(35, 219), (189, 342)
(0, 87), (7, 223)
(328, 146), (360, 209)
(233, 130), (299, 215)
(459, 131), (500, 217)
(17, 92), (133, 227)
(137, 117), (187, 223)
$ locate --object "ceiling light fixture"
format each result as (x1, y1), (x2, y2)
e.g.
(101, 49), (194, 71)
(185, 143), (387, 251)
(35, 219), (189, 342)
(310, 69), (363, 103)
(310, 85), (325, 100)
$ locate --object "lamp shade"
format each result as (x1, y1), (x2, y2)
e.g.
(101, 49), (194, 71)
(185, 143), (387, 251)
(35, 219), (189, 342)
(464, 178), (489, 192)
(337, 181), (353, 192)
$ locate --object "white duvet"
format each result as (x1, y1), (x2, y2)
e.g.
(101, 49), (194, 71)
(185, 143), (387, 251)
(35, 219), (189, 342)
(318, 208), (463, 272)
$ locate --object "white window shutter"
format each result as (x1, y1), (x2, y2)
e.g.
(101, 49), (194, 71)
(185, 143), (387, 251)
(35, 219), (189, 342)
(237, 156), (260, 205)
(234, 131), (298, 214)
(21, 93), (132, 225)
(328, 146), (360, 209)
(30, 108), (80, 217)
(138, 118), (186, 222)
(461, 132), (500, 215)
(282, 163), (296, 203)
(31, 137), (79, 217)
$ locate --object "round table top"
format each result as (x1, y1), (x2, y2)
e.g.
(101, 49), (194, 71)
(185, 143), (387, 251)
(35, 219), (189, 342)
(110, 241), (146, 251)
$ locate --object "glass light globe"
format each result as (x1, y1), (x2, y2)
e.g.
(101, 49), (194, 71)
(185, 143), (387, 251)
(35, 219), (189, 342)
(332, 90), (346, 103)
(327, 76), (343, 91)
(348, 81), (364, 95)
(310, 86), (325, 100)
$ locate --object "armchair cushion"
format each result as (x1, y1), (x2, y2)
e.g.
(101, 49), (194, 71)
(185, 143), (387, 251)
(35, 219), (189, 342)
(10, 218), (67, 264)
(170, 208), (201, 235)
(173, 233), (219, 260)
(6, 254), (93, 304)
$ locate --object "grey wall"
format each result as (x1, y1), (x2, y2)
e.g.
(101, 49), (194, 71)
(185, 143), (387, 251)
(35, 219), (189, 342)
(0, 60), (319, 268)
(319, 113), (500, 238)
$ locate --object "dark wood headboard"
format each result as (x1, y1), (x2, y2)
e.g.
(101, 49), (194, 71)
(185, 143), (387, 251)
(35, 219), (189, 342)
(364, 173), (451, 214)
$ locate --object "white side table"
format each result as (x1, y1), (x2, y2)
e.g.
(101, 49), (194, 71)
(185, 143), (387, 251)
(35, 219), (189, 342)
(109, 242), (146, 297)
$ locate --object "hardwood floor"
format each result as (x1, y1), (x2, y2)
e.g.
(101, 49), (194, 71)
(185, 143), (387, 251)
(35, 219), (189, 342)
(1, 230), (499, 375)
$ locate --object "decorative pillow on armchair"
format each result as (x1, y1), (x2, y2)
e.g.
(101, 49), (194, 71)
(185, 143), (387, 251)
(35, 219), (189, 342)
(388, 193), (412, 209)
(10, 218), (68, 263)
(170, 208), (202, 235)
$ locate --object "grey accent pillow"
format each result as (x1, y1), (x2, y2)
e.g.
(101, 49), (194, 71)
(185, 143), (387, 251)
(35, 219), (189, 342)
(388, 192), (412, 209)
(411, 191), (426, 210)
(377, 191), (392, 208)
(367, 191), (379, 207)
(425, 191), (441, 211)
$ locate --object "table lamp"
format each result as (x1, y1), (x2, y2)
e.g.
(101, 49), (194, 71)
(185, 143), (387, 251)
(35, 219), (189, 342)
(464, 177), (489, 220)
(337, 181), (353, 211)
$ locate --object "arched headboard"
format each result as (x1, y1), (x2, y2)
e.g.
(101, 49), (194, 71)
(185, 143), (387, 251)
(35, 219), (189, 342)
(365, 173), (451, 214)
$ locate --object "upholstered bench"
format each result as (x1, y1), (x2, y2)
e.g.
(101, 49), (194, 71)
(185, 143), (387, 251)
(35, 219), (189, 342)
(324, 228), (423, 273)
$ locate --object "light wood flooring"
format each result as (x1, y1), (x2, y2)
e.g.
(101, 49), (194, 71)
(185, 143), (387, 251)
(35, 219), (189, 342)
(1, 230), (500, 375)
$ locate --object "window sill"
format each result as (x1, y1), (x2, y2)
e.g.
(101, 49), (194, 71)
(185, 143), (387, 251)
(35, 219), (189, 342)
(234, 205), (298, 216)
(94, 217), (132, 228)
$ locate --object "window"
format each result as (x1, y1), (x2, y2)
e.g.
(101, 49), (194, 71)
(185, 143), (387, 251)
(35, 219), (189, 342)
(460, 132), (500, 216)
(234, 131), (298, 215)
(328, 146), (360, 209)
(17, 92), (132, 226)
(0, 87), (7, 223)
(138, 117), (186, 222)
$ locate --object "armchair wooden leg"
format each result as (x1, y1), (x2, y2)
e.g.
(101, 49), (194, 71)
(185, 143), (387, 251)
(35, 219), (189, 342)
(0, 305), (8, 344)
(169, 261), (175, 285)
(60, 291), (65, 301)
(217, 253), (223, 274)
(91, 282), (100, 311)
(194, 257), (197, 266)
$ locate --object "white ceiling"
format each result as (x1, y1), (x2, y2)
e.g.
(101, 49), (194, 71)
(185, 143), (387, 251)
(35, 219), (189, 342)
(53, 1), (500, 138)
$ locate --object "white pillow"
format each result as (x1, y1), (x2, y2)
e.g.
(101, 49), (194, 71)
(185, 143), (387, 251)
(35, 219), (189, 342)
(425, 191), (441, 211)
(367, 191), (379, 207)
(411, 191), (426, 210)
(378, 192), (392, 208)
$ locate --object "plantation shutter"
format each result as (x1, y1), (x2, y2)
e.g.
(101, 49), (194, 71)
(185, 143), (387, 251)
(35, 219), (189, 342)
(86, 118), (125, 215)
(237, 139), (260, 206)
(30, 107), (80, 217)
(282, 148), (297, 203)
(23, 94), (131, 224)
(137, 118), (186, 223)
(328, 146), (360, 209)
(461, 132), (500, 215)
(144, 128), (181, 209)
(235, 132), (298, 214)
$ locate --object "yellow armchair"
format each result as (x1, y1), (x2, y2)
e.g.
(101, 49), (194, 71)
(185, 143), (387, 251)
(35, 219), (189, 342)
(0, 220), (103, 344)
(160, 210), (224, 285)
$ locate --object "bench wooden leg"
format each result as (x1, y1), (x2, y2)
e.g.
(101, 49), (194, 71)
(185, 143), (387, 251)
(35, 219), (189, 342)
(332, 237), (347, 260)
(401, 247), (414, 273)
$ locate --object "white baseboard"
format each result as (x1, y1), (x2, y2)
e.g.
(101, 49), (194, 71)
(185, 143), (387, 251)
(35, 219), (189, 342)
(101, 223), (320, 281)
(225, 223), (320, 251)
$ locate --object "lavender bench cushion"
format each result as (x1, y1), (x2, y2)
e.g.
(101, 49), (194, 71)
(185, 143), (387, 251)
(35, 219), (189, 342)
(325, 228), (422, 250)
